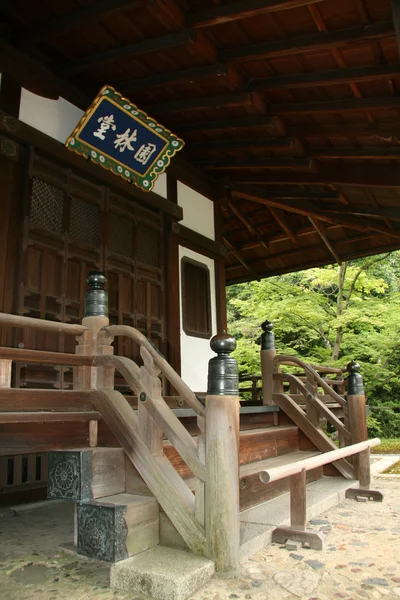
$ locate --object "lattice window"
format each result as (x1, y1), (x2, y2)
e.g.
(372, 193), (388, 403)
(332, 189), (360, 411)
(109, 213), (133, 258)
(69, 196), (100, 246)
(30, 177), (63, 233)
(137, 225), (160, 267)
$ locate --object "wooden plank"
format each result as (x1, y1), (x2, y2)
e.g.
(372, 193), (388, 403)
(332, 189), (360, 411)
(227, 200), (270, 252)
(0, 411), (101, 423)
(272, 393), (355, 479)
(121, 63), (229, 94)
(147, 92), (255, 116)
(187, 0), (325, 28)
(172, 223), (227, 258)
(61, 30), (197, 74)
(191, 138), (298, 151)
(221, 20), (394, 62)
(175, 116), (283, 134)
(198, 158), (314, 170)
(92, 390), (206, 555)
(392, 0), (400, 58)
(0, 389), (94, 411)
(288, 121), (400, 137)
(249, 63), (400, 92)
(310, 147), (400, 159)
(13, 0), (152, 45)
(272, 96), (400, 115)
(0, 346), (93, 366)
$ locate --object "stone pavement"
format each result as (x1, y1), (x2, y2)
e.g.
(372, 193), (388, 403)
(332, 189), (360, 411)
(0, 476), (399, 600)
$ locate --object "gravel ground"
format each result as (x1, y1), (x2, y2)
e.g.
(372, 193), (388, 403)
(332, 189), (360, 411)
(0, 476), (399, 600)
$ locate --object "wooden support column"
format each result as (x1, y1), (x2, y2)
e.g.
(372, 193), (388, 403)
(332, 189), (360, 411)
(260, 320), (276, 406)
(345, 361), (383, 502)
(305, 375), (321, 428)
(74, 272), (114, 447)
(206, 332), (240, 571)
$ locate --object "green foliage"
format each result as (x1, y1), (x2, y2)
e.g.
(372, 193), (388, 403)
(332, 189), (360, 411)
(371, 439), (400, 454)
(383, 460), (400, 474)
(227, 252), (400, 438)
(366, 416), (383, 438)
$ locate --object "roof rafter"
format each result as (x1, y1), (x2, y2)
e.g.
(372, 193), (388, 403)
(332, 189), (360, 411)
(187, 0), (325, 28)
(231, 186), (400, 238)
(227, 198), (270, 252)
(287, 122), (400, 137)
(223, 236), (261, 281)
(271, 96), (400, 115)
(220, 20), (394, 62)
(309, 218), (342, 264)
(198, 158), (315, 170)
(248, 63), (400, 92)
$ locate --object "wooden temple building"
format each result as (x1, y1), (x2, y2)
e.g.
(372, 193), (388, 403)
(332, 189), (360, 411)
(0, 0), (398, 596)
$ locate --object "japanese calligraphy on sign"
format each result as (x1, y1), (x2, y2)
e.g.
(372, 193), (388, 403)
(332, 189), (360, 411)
(65, 85), (184, 192)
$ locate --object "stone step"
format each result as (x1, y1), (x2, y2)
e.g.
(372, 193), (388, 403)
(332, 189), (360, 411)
(77, 493), (159, 562)
(239, 476), (359, 562)
(48, 447), (125, 501)
(110, 546), (215, 600)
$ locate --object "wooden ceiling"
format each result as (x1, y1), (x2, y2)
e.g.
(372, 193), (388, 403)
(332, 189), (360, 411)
(2, 0), (400, 283)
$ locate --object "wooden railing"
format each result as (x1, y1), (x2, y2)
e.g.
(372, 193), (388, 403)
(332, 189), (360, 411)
(259, 437), (382, 550)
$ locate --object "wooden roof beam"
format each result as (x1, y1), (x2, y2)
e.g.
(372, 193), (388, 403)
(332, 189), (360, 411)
(175, 116), (285, 135)
(272, 96), (400, 115)
(60, 30), (197, 74)
(187, 0), (325, 28)
(227, 199), (270, 252)
(223, 236), (261, 281)
(231, 187), (400, 238)
(392, 0), (400, 56)
(288, 121), (400, 137)
(221, 20), (394, 62)
(248, 63), (400, 92)
(147, 92), (261, 115)
(269, 207), (297, 244)
(120, 63), (230, 94)
(228, 165), (400, 187)
(322, 204), (400, 221)
(190, 137), (302, 152)
(197, 158), (315, 170)
(309, 218), (342, 264)
(309, 147), (400, 159)
(231, 187), (341, 200)
(10, 0), (152, 46)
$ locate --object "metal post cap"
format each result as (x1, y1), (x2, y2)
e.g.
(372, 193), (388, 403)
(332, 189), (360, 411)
(207, 332), (238, 396)
(347, 359), (364, 396)
(210, 331), (236, 354)
(261, 319), (275, 350)
(84, 271), (108, 318)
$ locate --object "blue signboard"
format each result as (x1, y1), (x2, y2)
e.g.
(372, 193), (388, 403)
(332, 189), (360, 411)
(66, 85), (184, 192)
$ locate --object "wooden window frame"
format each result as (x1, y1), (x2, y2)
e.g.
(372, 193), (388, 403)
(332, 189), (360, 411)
(181, 256), (212, 340)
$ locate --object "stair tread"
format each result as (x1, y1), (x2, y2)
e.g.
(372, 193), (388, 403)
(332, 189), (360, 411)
(239, 425), (298, 437)
(0, 411), (101, 423)
(240, 450), (320, 478)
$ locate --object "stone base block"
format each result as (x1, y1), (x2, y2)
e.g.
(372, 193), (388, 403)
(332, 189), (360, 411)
(48, 448), (125, 501)
(111, 546), (215, 600)
(77, 493), (159, 562)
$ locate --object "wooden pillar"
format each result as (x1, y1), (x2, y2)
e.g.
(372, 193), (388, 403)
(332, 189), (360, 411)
(260, 320), (276, 405)
(346, 361), (370, 488)
(206, 332), (240, 571)
(74, 272), (114, 444)
(290, 468), (307, 530)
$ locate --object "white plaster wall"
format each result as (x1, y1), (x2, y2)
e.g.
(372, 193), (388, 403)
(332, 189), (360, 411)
(152, 173), (167, 198)
(179, 246), (217, 393)
(19, 88), (84, 144)
(177, 181), (215, 240)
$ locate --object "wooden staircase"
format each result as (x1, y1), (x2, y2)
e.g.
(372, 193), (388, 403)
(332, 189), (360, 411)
(0, 309), (380, 600)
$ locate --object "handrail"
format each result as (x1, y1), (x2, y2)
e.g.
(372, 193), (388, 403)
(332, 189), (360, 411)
(274, 372), (351, 440)
(0, 312), (87, 335)
(260, 437), (380, 483)
(275, 354), (347, 407)
(276, 357), (343, 375)
(104, 325), (205, 416)
(0, 347), (94, 366)
(94, 354), (206, 481)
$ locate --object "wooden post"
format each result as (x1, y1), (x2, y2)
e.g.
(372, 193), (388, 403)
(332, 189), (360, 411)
(0, 359), (12, 388)
(206, 332), (240, 571)
(138, 346), (164, 454)
(74, 272), (114, 443)
(345, 360), (383, 501)
(260, 320), (276, 405)
(305, 375), (321, 428)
